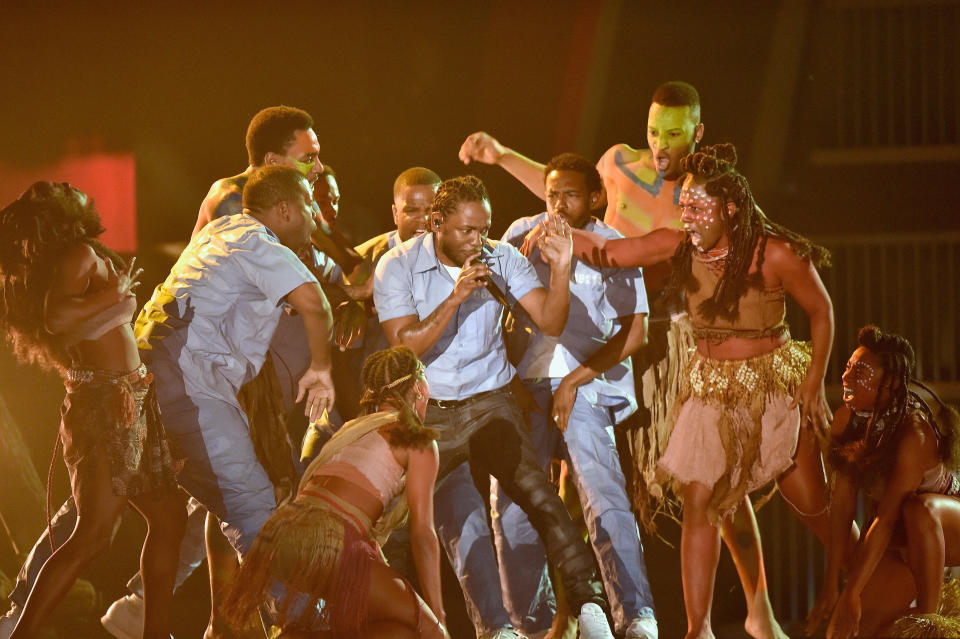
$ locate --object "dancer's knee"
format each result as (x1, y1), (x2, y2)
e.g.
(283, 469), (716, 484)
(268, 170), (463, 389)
(66, 518), (116, 560)
(903, 494), (941, 541)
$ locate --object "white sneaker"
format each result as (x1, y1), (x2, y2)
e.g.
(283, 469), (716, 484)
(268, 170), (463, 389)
(100, 593), (145, 639)
(0, 605), (22, 639)
(577, 603), (614, 639)
(625, 616), (659, 639)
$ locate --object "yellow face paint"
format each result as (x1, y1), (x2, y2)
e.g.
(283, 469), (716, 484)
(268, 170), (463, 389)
(647, 104), (700, 180)
(291, 157), (314, 177)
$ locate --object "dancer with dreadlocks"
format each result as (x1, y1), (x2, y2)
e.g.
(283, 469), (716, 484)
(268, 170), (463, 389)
(0, 182), (186, 639)
(806, 326), (960, 639)
(561, 143), (834, 639)
(223, 345), (448, 638)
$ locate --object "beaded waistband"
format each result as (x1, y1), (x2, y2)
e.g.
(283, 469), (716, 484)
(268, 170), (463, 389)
(65, 363), (148, 386)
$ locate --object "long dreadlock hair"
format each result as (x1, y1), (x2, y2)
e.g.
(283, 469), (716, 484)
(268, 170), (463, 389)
(831, 326), (960, 482)
(358, 345), (437, 448)
(0, 182), (124, 374)
(662, 143), (831, 321)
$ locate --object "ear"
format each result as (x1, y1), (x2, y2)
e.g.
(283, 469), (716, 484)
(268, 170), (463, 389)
(694, 122), (705, 144)
(276, 199), (290, 221)
(392, 203), (400, 225)
(263, 151), (282, 166)
(725, 200), (737, 219)
(589, 190), (601, 210)
(430, 211), (443, 231)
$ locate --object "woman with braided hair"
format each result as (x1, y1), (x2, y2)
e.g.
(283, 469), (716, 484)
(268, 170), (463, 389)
(0, 182), (186, 639)
(551, 143), (835, 639)
(223, 345), (449, 639)
(805, 326), (960, 639)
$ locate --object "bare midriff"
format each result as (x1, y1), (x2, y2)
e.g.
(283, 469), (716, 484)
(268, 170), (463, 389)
(695, 333), (788, 361)
(307, 474), (385, 525)
(70, 324), (141, 373)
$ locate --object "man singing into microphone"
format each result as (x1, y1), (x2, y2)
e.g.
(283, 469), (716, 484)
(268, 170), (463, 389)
(374, 175), (615, 639)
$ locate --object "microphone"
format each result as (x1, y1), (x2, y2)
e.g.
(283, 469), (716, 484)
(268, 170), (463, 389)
(479, 242), (511, 309)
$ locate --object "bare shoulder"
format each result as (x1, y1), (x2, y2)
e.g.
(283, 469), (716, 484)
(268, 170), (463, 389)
(602, 143), (646, 165)
(200, 174), (246, 217)
(897, 410), (940, 459)
(760, 236), (805, 266)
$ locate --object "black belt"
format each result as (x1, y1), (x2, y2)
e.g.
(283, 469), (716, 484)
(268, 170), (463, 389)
(427, 386), (507, 410)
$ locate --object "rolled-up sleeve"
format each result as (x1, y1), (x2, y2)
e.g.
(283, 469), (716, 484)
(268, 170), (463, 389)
(374, 251), (418, 322)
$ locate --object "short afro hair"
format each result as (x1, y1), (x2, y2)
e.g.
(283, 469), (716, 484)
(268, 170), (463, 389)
(245, 106), (314, 167)
(544, 153), (602, 194)
(393, 167), (441, 199)
(243, 166), (310, 215)
(651, 81), (701, 121)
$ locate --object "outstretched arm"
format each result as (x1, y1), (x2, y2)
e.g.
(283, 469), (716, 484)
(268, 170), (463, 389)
(458, 131), (547, 200)
(405, 441), (445, 627)
(522, 224), (683, 269)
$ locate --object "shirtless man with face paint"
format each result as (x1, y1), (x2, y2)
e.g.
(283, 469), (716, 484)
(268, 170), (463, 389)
(458, 81), (703, 241)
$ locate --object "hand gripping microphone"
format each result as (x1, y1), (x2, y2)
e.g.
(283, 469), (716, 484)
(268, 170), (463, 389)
(479, 241), (511, 309)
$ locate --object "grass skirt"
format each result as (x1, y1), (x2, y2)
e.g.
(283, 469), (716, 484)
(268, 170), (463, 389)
(60, 364), (181, 497)
(656, 339), (811, 523)
(222, 490), (380, 636)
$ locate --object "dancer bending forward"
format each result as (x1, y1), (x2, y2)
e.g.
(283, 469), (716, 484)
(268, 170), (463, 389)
(0, 182), (186, 639)
(224, 346), (448, 638)
(557, 144), (834, 639)
(808, 326), (960, 639)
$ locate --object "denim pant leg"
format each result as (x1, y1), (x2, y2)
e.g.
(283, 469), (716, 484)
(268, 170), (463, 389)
(561, 388), (656, 631)
(153, 384), (276, 556)
(8, 498), (77, 608)
(126, 497), (208, 598)
(490, 381), (558, 633)
(465, 393), (606, 616)
(429, 401), (512, 634)
(434, 462), (512, 634)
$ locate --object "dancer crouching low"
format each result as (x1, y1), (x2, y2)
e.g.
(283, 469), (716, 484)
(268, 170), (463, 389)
(808, 326), (960, 639)
(223, 345), (449, 639)
(0, 182), (186, 639)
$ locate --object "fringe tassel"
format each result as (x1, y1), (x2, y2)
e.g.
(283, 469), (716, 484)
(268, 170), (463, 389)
(632, 314), (695, 533)
(223, 502), (379, 636)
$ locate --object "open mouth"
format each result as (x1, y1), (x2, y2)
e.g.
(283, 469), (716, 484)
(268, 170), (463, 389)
(655, 154), (671, 172)
(842, 386), (854, 402)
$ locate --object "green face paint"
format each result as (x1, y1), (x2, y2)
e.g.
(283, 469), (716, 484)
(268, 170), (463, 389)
(647, 103), (700, 180)
(291, 157), (315, 177)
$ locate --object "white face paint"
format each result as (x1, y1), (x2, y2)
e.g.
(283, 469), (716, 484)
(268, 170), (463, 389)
(841, 346), (885, 411)
(678, 175), (726, 251)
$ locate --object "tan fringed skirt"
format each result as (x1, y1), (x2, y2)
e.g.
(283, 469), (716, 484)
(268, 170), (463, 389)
(657, 339), (811, 523)
(222, 488), (381, 635)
